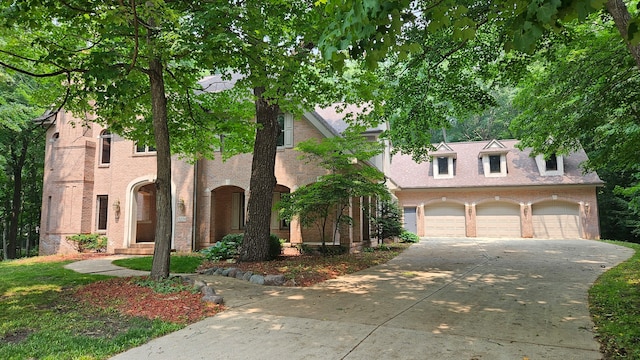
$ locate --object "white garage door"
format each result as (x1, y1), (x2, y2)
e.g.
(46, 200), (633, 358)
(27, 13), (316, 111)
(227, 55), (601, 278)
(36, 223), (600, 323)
(476, 202), (521, 238)
(424, 203), (466, 237)
(532, 202), (581, 239)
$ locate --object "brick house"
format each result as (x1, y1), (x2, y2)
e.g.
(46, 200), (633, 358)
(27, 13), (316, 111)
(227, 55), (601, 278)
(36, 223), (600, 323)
(38, 103), (380, 255)
(386, 139), (602, 239)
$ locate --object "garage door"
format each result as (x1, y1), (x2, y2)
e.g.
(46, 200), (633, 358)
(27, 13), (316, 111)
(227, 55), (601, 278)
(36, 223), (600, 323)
(476, 202), (521, 238)
(424, 203), (466, 237)
(532, 201), (581, 239)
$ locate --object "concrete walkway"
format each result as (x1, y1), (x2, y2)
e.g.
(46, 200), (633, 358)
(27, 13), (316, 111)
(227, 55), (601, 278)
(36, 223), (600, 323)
(69, 239), (634, 359)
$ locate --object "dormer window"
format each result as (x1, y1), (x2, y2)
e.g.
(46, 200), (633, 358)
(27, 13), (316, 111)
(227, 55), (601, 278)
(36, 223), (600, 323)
(432, 142), (456, 179)
(479, 140), (508, 177)
(545, 154), (558, 171)
(437, 157), (449, 175)
(535, 153), (564, 176)
(489, 155), (501, 173)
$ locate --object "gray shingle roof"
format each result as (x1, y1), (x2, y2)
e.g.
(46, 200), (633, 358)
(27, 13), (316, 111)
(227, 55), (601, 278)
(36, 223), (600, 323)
(388, 139), (603, 189)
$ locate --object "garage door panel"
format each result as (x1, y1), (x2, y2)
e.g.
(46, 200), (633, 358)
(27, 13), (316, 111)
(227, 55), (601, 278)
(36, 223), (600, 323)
(532, 202), (580, 238)
(476, 202), (521, 238)
(424, 203), (465, 237)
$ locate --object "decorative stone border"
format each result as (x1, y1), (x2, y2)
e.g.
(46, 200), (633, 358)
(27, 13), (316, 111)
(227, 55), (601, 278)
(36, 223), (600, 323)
(197, 266), (286, 286)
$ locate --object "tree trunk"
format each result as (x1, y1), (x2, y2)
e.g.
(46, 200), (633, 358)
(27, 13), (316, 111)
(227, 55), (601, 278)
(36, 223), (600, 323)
(239, 87), (279, 262)
(5, 137), (28, 259)
(606, 0), (640, 69)
(148, 57), (173, 280)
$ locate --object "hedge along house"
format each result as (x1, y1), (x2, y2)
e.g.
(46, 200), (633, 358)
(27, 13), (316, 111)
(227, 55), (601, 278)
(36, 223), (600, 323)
(387, 139), (603, 239)
(37, 81), (384, 255)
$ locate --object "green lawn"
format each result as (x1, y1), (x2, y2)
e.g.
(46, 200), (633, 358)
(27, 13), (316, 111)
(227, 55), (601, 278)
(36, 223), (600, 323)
(0, 258), (183, 360)
(112, 253), (203, 273)
(589, 241), (640, 359)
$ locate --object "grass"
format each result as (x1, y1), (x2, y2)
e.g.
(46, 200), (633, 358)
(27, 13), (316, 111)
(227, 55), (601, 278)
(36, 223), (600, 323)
(589, 240), (640, 359)
(0, 257), (184, 360)
(112, 253), (203, 273)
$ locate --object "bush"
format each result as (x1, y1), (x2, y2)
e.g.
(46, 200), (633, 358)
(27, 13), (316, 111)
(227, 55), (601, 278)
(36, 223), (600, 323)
(373, 200), (404, 244)
(399, 231), (420, 243)
(200, 233), (243, 262)
(66, 233), (108, 253)
(201, 233), (282, 261)
(268, 234), (283, 259)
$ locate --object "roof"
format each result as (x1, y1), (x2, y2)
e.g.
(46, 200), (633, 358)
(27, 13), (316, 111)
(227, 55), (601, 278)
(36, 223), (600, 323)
(387, 139), (603, 189)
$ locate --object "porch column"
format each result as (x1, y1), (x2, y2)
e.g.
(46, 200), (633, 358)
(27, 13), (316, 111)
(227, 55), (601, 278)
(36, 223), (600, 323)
(289, 216), (303, 244)
(197, 188), (212, 249)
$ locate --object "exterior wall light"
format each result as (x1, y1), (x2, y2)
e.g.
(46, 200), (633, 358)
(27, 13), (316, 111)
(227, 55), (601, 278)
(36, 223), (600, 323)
(113, 199), (121, 220)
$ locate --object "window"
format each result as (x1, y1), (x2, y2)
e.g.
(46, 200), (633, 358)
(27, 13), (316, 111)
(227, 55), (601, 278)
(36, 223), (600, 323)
(135, 143), (156, 153)
(99, 130), (111, 165)
(97, 195), (108, 231)
(231, 192), (245, 230)
(545, 154), (558, 171)
(489, 155), (501, 173)
(271, 192), (289, 230)
(481, 153), (507, 177)
(535, 154), (564, 176)
(276, 113), (293, 148)
(437, 157), (449, 175)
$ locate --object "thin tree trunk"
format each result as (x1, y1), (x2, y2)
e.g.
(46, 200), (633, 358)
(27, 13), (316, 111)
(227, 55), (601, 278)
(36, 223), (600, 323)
(239, 87), (279, 262)
(6, 137), (28, 259)
(149, 57), (173, 280)
(606, 0), (640, 69)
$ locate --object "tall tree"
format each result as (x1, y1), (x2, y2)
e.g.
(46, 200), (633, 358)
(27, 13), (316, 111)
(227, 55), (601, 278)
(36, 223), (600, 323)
(189, 1), (366, 261)
(0, 1), (252, 278)
(0, 69), (47, 259)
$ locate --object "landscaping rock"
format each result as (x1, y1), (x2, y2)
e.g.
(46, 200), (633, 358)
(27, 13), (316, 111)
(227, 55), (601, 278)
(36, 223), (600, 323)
(264, 274), (286, 286)
(193, 280), (207, 291)
(249, 274), (265, 285)
(202, 295), (224, 304)
(221, 268), (230, 276)
(201, 285), (216, 297)
(242, 271), (253, 281)
(227, 268), (238, 278)
(203, 267), (217, 275)
(235, 270), (245, 279)
(214, 268), (224, 275)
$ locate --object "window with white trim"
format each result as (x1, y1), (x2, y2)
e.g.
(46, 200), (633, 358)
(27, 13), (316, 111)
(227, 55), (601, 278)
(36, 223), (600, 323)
(433, 156), (455, 179)
(481, 153), (508, 177)
(99, 130), (112, 165)
(535, 154), (564, 176)
(276, 113), (293, 148)
(97, 195), (108, 231)
(135, 143), (156, 154)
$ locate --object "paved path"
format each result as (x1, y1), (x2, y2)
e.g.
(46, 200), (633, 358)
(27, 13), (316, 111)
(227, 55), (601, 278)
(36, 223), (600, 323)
(72, 239), (633, 360)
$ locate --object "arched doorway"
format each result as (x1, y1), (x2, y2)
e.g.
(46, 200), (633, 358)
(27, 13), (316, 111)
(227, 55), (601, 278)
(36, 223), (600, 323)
(134, 183), (157, 243)
(210, 185), (246, 243)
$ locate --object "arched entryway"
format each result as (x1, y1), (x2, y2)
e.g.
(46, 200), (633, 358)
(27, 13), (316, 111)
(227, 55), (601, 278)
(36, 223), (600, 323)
(134, 183), (156, 243)
(210, 185), (246, 243)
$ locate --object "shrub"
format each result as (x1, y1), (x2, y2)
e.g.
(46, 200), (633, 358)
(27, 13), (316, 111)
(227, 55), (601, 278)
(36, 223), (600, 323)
(200, 233), (243, 262)
(373, 200), (404, 244)
(399, 231), (420, 243)
(66, 233), (108, 253)
(268, 234), (283, 259)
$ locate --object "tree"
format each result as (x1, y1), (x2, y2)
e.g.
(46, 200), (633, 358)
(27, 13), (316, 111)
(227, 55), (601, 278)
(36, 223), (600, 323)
(278, 127), (390, 248)
(372, 199), (403, 244)
(0, 69), (47, 259)
(189, 1), (372, 261)
(0, 2), (253, 278)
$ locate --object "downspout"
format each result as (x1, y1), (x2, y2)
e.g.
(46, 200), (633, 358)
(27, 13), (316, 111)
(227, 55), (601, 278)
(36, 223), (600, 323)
(191, 160), (198, 252)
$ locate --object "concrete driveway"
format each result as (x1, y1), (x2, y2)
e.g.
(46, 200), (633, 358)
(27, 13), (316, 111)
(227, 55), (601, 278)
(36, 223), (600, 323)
(111, 238), (633, 360)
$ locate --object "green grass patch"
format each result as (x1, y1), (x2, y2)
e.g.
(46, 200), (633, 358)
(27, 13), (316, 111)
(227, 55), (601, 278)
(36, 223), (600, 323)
(0, 257), (183, 360)
(589, 240), (640, 359)
(112, 253), (203, 273)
